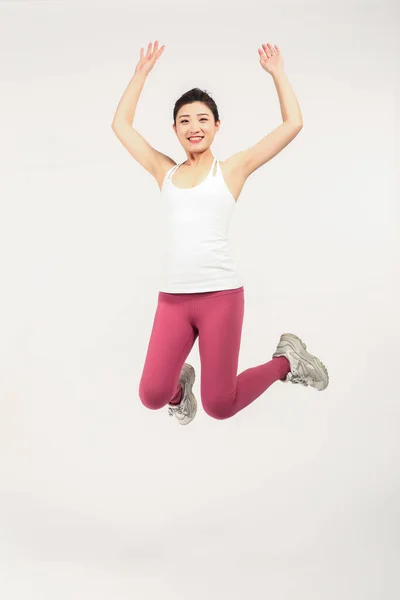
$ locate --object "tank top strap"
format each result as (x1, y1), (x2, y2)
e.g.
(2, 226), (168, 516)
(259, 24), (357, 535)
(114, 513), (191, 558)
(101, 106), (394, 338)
(204, 157), (218, 181)
(166, 157), (218, 183)
(166, 162), (183, 181)
(211, 157), (219, 177)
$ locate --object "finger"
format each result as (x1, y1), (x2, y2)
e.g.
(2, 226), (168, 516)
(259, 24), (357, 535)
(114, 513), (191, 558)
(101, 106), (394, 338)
(263, 43), (273, 56)
(156, 45), (166, 59)
(264, 44), (272, 58)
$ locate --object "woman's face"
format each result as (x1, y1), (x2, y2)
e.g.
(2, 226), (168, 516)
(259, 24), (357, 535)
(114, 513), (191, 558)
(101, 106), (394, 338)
(174, 102), (219, 151)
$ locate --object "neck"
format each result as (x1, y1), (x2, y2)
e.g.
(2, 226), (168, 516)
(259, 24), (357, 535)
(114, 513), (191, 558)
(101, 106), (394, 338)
(184, 150), (214, 168)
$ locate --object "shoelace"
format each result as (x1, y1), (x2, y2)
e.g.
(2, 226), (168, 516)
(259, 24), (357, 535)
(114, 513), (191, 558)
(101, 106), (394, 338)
(291, 373), (309, 386)
(168, 402), (187, 417)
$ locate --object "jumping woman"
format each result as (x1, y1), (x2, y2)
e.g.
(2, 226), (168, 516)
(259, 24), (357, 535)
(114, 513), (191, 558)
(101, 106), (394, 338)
(111, 40), (329, 425)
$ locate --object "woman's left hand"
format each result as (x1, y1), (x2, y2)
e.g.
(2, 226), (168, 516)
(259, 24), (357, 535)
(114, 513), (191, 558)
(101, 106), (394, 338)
(258, 43), (284, 76)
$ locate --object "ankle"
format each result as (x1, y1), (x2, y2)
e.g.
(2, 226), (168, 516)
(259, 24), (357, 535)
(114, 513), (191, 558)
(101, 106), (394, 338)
(169, 384), (183, 405)
(275, 356), (291, 380)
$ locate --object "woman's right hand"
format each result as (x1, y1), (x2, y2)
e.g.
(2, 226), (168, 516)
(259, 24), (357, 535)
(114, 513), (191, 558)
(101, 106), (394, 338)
(134, 40), (166, 77)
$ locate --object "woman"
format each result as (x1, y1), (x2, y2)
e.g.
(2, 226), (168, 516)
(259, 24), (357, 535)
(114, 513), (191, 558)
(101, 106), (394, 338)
(112, 41), (329, 425)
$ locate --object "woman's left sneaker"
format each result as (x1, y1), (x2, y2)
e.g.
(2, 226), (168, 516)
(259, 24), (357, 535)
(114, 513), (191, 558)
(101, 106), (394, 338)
(168, 363), (197, 425)
(272, 333), (329, 391)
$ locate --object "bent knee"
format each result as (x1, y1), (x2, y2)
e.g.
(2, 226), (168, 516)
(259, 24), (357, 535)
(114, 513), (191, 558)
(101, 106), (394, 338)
(202, 400), (235, 421)
(139, 380), (169, 410)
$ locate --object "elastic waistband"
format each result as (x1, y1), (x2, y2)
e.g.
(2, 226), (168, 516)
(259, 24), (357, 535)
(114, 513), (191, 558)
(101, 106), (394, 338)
(159, 285), (244, 299)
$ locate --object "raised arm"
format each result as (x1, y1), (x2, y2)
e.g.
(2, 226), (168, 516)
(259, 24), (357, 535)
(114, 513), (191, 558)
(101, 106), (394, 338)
(224, 43), (303, 180)
(111, 41), (174, 183)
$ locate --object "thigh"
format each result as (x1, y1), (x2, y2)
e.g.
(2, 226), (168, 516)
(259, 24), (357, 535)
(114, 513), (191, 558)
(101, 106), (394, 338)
(139, 292), (198, 402)
(196, 287), (245, 401)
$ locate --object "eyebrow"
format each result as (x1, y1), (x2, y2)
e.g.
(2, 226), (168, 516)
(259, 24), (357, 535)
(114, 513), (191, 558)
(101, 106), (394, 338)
(178, 113), (210, 119)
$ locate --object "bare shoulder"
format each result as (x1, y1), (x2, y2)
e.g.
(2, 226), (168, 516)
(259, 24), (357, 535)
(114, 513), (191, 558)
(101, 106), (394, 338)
(221, 150), (248, 172)
(219, 150), (249, 202)
(111, 122), (177, 187)
(154, 156), (177, 191)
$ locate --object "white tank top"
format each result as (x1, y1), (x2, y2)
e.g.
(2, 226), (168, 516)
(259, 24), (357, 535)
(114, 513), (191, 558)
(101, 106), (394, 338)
(158, 157), (243, 293)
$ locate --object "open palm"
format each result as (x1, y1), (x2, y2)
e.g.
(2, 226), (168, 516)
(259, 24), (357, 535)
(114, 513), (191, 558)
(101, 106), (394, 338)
(258, 43), (284, 75)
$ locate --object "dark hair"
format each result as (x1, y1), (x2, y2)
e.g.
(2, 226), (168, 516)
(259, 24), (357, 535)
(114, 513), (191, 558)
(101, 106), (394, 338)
(173, 88), (219, 126)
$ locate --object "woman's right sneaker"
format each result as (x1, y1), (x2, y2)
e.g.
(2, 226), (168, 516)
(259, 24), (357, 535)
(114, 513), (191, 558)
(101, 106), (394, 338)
(167, 363), (197, 425)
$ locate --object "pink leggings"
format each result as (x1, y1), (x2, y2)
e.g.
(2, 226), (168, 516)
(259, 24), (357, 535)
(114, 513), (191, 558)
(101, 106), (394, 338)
(138, 286), (290, 420)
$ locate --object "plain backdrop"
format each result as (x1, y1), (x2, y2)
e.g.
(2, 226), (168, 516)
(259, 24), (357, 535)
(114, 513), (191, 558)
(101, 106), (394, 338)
(0, 0), (399, 599)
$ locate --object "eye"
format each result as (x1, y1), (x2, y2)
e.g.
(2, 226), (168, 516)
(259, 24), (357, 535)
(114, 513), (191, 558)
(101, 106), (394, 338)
(181, 118), (208, 124)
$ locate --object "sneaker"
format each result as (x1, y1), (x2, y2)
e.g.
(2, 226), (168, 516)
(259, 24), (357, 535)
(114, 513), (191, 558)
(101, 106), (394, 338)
(168, 363), (197, 425)
(272, 333), (329, 391)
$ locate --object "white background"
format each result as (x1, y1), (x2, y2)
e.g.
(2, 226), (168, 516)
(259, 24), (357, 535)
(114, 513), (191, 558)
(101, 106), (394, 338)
(0, 0), (399, 598)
